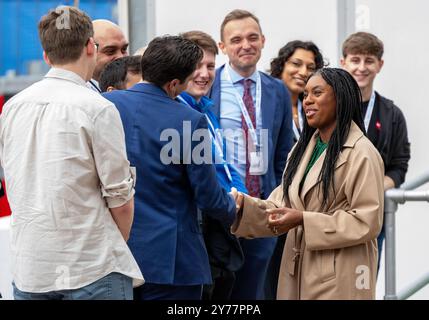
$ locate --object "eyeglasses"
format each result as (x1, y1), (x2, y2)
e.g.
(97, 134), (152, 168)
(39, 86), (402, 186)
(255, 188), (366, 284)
(86, 38), (99, 51)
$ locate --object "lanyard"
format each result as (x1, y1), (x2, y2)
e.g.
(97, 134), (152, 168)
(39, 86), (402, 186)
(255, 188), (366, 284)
(292, 100), (304, 141)
(224, 65), (262, 147)
(364, 92), (376, 132)
(89, 80), (101, 93)
(177, 95), (233, 182)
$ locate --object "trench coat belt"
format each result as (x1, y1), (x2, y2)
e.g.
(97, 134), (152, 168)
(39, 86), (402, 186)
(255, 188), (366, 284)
(293, 225), (304, 262)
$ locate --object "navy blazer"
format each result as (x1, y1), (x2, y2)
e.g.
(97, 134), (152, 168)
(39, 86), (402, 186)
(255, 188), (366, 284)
(103, 83), (236, 285)
(208, 65), (294, 198)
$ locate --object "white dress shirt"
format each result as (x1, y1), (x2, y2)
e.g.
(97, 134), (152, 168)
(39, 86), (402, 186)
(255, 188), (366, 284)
(219, 64), (261, 179)
(0, 68), (144, 293)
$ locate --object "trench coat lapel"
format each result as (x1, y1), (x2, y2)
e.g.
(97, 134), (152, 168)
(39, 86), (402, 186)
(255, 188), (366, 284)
(287, 136), (317, 211)
(298, 122), (364, 202)
(299, 137), (326, 201)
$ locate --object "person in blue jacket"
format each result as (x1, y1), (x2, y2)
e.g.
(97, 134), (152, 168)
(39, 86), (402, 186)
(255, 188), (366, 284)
(103, 36), (237, 300)
(178, 31), (248, 300)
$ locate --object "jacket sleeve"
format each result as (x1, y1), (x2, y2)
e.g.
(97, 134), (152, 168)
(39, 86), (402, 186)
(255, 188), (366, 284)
(385, 107), (410, 187)
(229, 164), (248, 194)
(274, 82), (294, 185)
(231, 185), (283, 238)
(303, 143), (385, 251)
(186, 114), (236, 226)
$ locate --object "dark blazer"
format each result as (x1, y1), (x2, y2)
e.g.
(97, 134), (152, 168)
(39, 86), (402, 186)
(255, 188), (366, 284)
(103, 83), (236, 285)
(208, 65), (294, 197)
(367, 92), (410, 187)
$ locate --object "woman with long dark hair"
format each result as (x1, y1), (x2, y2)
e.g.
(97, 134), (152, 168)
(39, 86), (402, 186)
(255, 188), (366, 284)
(231, 68), (384, 299)
(266, 40), (325, 299)
(270, 40), (325, 142)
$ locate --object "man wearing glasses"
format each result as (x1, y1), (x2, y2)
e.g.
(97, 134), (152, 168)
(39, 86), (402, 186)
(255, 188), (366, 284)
(88, 19), (129, 93)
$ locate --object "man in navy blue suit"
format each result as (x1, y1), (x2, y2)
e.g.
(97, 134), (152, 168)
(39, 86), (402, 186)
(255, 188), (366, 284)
(104, 36), (237, 300)
(208, 9), (294, 299)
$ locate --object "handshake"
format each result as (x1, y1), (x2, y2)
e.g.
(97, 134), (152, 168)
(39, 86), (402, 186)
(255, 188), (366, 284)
(229, 188), (304, 235)
(229, 187), (244, 213)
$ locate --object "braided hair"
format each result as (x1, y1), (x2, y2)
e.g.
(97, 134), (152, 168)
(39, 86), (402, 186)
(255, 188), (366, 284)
(282, 68), (365, 209)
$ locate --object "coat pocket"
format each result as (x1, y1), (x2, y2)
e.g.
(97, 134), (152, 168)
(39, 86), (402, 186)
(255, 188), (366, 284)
(319, 249), (336, 282)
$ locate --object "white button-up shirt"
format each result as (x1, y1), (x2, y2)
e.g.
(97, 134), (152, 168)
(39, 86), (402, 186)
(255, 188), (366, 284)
(0, 68), (144, 293)
(220, 64), (260, 179)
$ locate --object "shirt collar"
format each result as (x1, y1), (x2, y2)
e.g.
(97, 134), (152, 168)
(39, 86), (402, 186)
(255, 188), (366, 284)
(45, 68), (88, 87)
(89, 78), (100, 88)
(178, 91), (214, 113)
(226, 63), (258, 84)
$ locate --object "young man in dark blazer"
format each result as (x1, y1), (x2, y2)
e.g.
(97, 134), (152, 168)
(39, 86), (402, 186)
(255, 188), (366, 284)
(341, 32), (411, 273)
(104, 36), (237, 300)
(208, 9), (294, 299)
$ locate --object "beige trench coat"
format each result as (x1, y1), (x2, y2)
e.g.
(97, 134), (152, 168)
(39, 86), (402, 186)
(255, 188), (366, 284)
(232, 122), (384, 299)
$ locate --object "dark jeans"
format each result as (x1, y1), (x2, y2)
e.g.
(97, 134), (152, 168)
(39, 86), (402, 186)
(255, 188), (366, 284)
(134, 283), (203, 300)
(230, 237), (277, 300)
(13, 272), (133, 300)
(264, 233), (287, 300)
(377, 222), (386, 276)
(202, 266), (236, 300)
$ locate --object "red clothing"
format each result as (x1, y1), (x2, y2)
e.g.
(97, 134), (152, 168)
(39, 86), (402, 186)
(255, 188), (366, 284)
(0, 95), (4, 113)
(0, 180), (11, 217)
(0, 96), (11, 216)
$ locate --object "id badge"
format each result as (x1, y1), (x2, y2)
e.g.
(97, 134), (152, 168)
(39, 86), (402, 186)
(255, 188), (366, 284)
(249, 151), (264, 175)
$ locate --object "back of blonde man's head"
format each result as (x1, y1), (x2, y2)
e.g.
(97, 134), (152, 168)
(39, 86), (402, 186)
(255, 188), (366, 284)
(38, 6), (93, 65)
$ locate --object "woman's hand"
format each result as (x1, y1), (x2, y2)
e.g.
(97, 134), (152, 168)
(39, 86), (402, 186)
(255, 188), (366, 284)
(266, 207), (304, 235)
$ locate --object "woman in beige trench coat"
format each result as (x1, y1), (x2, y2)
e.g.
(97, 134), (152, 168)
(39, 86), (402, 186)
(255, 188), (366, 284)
(231, 68), (384, 300)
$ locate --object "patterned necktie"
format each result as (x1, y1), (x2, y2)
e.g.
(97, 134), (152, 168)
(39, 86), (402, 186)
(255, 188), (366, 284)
(241, 78), (261, 198)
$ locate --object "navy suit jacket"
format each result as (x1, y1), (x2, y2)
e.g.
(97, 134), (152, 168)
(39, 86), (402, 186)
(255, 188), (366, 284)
(208, 65), (294, 198)
(103, 83), (236, 285)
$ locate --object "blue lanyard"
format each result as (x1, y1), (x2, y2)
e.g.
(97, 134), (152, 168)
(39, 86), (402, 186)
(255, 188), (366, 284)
(224, 65), (262, 147)
(292, 100), (304, 141)
(364, 92), (376, 132)
(177, 95), (233, 182)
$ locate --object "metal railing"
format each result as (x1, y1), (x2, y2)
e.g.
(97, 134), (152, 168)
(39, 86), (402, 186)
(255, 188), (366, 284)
(384, 171), (429, 299)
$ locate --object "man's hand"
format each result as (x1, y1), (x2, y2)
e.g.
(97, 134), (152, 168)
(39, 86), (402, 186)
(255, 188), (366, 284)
(266, 207), (303, 235)
(110, 198), (134, 241)
(230, 187), (244, 213)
